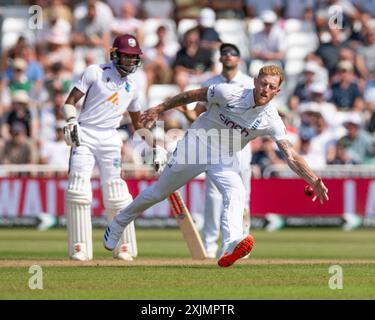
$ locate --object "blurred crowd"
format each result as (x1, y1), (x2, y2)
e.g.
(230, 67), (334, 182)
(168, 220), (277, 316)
(0, 0), (375, 177)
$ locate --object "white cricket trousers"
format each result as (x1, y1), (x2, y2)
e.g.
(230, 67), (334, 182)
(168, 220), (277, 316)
(69, 126), (123, 183)
(203, 143), (251, 257)
(116, 140), (246, 250)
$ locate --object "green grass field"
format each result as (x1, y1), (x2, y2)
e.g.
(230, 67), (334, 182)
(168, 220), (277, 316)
(1, 228), (375, 299)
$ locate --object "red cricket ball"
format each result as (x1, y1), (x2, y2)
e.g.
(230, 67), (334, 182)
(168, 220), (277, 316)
(304, 185), (314, 197)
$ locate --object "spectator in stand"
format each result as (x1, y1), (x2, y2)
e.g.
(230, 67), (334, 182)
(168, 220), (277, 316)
(3, 59), (32, 95)
(74, 0), (113, 27)
(197, 8), (221, 54)
(245, 0), (283, 18)
(251, 136), (284, 177)
(2, 91), (38, 140)
(200, 0), (245, 19)
(1, 41), (45, 95)
(327, 140), (359, 164)
(296, 125), (324, 169)
(336, 114), (373, 164)
(72, 1), (111, 64)
(332, 47), (368, 83)
(173, 27), (216, 92)
(143, 25), (179, 88)
(44, 0), (73, 25)
(298, 82), (343, 132)
(39, 120), (70, 167)
(282, 0), (315, 20)
(107, 0), (142, 18)
(289, 61), (320, 112)
(0, 122), (38, 165)
(315, 28), (351, 75)
(173, 0), (202, 22)
(249, 10), (287, 68)
(363, 136), (375, 164)
(39, 89), (66, 142)
(43, 30), (74, 76)
(36, 7), (72, 44)
(352, 0), (375, 19)
(111, 2), (144, 45)
(315, 0), (360, 35)
(330, 60), (364, 111)
(296, 108), (337, 168)
(18, 45), (45, 99)
(44, 62), (72, 98)
(357, 23), (375, 132)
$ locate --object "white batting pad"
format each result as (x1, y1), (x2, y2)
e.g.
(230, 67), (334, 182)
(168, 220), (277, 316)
(102, 179), (137, 258)
(66, 172), (93, 260)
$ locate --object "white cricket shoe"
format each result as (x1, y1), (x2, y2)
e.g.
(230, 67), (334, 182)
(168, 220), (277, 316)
(70, 243), (90, 261)
(115, 252), (134, 261)
(71, 252), (89, 261)
(114, 244), (134, 261)
(103, 219), (124, 251)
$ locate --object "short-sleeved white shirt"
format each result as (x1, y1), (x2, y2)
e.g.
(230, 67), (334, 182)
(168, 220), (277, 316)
(75, 62), (141, 129)
(190, 83), (287, 152)
(200, 71), (255, 166)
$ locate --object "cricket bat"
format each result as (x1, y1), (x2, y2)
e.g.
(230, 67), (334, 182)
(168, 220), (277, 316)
(168, 191), (207, 260)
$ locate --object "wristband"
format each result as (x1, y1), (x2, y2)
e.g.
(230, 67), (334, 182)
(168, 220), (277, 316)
(62, 104), (77, 121)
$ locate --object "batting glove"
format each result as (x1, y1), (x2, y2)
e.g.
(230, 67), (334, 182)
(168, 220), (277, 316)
(153, 146), (168, 174)
(63, 118), (82, 147)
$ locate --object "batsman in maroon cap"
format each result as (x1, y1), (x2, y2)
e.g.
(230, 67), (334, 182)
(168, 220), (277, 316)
(61, 34), (168, 261)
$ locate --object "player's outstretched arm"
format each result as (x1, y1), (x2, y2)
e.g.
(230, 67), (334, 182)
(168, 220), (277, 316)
(141, 87), (208, 128)
(276, 139), (329, 204)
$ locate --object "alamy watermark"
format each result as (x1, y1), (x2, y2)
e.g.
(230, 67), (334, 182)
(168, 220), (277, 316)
(28, 265), (43, 290)
(328, 265), (343, 290)
(328, 5), (344, 30)
(28, 5), (43, 30)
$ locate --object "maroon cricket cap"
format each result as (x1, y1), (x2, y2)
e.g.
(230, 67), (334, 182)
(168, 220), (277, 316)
(112, 34), (142, 55)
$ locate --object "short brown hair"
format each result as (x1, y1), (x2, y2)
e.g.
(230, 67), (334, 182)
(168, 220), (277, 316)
(258, 65), (284, 86)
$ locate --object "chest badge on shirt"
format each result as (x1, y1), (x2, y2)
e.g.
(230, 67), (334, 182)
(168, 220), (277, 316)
(107, 92), (119, 106)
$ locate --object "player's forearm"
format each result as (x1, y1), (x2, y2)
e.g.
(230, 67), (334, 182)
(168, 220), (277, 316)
(63, 88), (84, 120)
(277, 139), (318, 185)
(158, 88), (208, 113)
(285, 154), (319, 186)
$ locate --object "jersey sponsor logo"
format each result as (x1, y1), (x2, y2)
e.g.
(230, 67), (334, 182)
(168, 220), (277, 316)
(107, 92), (119, 106)
(219, 113), (249, 137)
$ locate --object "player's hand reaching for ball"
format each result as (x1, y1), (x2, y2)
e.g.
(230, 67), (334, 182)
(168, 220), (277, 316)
(141, 106), (162, 129)
(311, 178), (329, 204)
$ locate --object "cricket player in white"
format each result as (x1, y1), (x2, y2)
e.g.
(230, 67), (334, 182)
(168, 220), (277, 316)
(62, 34), (167, 261)
(104, 65), (329, 267)
(182, 43), (254, 258)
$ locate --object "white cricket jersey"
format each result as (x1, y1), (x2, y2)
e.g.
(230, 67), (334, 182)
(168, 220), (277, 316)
(74, 62), (141, 129)
(190, 83), (287, 152)
(200, 71), (254, 166)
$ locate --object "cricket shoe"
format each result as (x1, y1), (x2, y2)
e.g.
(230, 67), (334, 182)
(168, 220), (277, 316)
(217, 235), (254, 268)
(103, 218), (124, 251)
(71, 243), (90, 261)
(114, 244), (134, 261)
